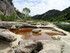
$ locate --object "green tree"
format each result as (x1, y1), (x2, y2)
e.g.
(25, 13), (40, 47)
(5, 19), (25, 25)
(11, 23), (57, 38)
(22, 7), (30, 15)
(22, 7), (30, 20)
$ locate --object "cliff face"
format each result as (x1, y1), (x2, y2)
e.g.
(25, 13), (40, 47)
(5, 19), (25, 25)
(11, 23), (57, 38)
(0, 0), (16, 15)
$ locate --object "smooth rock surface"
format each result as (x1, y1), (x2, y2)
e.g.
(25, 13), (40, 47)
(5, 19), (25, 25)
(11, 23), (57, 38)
(0, 29), (17, 42)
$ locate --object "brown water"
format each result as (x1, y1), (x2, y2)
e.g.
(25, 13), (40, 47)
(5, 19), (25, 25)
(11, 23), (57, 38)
(10, 28), (64, 40)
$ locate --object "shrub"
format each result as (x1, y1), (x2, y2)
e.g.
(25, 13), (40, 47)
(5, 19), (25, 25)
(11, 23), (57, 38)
(15, 25), (21, 28)
(0, 14), (5, 20)
(0, 14), (16, 21)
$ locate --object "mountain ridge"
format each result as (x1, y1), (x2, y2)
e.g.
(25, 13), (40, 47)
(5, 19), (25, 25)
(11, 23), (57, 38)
(32, 7), (70, 22)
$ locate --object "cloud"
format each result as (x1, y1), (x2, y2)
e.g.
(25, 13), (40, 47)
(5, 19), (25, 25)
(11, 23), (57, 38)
(13, 0), (70, 16)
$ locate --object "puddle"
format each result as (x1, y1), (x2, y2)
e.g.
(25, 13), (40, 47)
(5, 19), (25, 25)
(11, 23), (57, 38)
(10, 28), (65, 40)
(46, 32), (65, 36)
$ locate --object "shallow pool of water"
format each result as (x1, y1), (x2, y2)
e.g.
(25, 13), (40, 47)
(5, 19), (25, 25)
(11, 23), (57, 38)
(10, 28), (65, 40)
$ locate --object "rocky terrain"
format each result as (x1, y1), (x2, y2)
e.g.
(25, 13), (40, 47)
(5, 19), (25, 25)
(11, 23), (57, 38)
(0, 0), (70, 53)
(0, 21), (29, 29)
(0, 22), (70, 53)
(0, 0), (16, 16)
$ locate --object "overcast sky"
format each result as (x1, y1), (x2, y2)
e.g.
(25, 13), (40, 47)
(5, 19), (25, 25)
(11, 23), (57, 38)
(13, 0), (70, 16)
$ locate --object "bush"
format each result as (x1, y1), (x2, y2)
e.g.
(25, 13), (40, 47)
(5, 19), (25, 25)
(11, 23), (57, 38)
(0, 14), (16, 21)
(0, 14), (5, 20)
(7, 14), (16, 21)
(15, 25), (21, 28)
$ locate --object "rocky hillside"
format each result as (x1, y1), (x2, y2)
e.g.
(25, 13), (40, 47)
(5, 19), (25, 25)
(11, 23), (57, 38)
(0, 0), (16, 16)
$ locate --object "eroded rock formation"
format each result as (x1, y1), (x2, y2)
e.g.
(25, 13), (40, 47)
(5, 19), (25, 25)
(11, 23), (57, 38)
(0, 0), (16, 15)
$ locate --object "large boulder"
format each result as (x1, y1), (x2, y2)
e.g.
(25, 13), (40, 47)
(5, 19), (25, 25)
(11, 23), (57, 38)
(14, 40), (43, 53)
(0, 29), (17, 42)
(0, 33), (16, 42)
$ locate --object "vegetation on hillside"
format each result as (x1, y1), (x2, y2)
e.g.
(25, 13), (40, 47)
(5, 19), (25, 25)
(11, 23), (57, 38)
(32, 7), (70, 22)
(0, 7), (32, 21)
(16, 7), (32, 21)
(0, 14), (16, 21)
